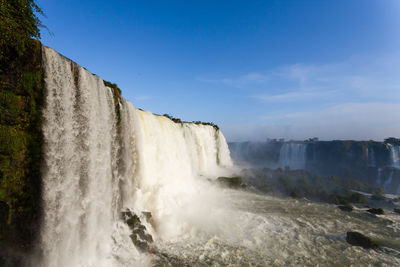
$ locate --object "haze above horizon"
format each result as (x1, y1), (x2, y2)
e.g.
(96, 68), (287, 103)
(38, 0), (400, 141)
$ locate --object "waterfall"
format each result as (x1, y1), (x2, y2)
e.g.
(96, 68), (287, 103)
(40, 47), (233, 266)
(279, 143), (307, 170)
(367, 147), (376, 167)
(376, 168), (382, 185)
(383, 170), (394, 191)
(389, 145), (400, 169)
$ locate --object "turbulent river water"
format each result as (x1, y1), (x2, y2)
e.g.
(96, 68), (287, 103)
(154, 189), (400, 266)
(38, 46), (400, 266)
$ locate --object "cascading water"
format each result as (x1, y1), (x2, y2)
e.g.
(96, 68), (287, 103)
(383, 170), (394, 192)
(130, 110), (233, 240)
(376, 168), (383, 185)
(367, 146), (376, 167)
(389, 145), (400, 169)
(40, 47), (233, 267)
(279, 143), (307, 170)
(38, 47), (400, 266)
(41, 47), (144, 267)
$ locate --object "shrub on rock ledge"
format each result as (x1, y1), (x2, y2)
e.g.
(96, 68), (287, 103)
(346, 231), (379, 249)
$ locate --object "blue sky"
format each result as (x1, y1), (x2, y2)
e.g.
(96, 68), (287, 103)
(37, 0), (400, 141)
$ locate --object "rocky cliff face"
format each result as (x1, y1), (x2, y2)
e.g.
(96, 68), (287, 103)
(229, 140), (400, 195)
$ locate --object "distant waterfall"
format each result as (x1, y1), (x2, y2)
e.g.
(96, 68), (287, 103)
(389, 145), (400, 169)
(383, 170), (394, 191)
(40, 47), (233, 267)
(367, 147), (376, 167)
(279, 143), (307, 170)
(376, 168), (382, 185)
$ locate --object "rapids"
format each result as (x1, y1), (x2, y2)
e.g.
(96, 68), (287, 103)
(153, 189), (400, 266)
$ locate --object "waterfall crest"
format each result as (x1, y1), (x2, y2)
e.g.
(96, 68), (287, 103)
(40, 47), (232, 266)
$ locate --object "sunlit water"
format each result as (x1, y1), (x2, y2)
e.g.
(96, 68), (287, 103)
(152, 189), (400, 266)
(40, 46), (400, 267)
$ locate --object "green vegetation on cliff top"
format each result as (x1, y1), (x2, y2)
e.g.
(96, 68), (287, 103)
(0, 0), (43, 67)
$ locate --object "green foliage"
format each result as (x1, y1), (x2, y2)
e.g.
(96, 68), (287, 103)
(0, 72), (43, 223)
(384, 137), (400, 145)
(0, 40), (43, 255)
(330, 194), (350, 205)
(349, 193), (366, 204)
(162, 114), (183, 123)
(159, 114), (220, 130)
(0, 0), (43, 66)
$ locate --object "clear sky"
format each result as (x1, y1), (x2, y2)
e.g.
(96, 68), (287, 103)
(37, 0), (400, 141)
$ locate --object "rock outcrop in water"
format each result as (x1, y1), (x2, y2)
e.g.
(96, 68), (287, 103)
(121, 210), (153, 252)
(338, 205), (353, 212)
(367, 208), (384, 215)
(216, 176), (244, 188)
(346, 231), (379, 249)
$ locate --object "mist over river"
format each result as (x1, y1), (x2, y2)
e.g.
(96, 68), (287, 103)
(153, 189), (400, 266)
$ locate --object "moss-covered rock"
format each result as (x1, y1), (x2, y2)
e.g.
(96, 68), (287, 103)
(338, 204), (353, 212)
(367, 208), (384, 215)
(216, 176), (244, 189)
(0, 39), (44, 264)
(121, 210), (153, 252)
(103, 80), (122, 125)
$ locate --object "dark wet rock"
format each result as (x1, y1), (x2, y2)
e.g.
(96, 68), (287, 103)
(216, 176), (244, 188)
(142, 211), (152, 222)
(346, 231), (379, 249)
(0, 201), (9, 231)
(338, 205), (353, 212)
(121, 209), (153, 252)
(367, 208), (384, 215)
(289, 191), (301, 198)
(130, 236), (149, 251)
(370, 194), (386, 202)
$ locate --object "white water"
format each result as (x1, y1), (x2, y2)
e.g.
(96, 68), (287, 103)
(131, 110), (233, 240)
(367, 146), (376, 167)
(39, 47), (400, 266)
(40, 47), (233, 267)
(376, 168), (383, 185)
(154, 190), (400, 266)
(279, 143), (307, 170)
(383, 170), (394, 191)
(389, 145), (400, 169)
(41, 47), (126, 267)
